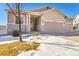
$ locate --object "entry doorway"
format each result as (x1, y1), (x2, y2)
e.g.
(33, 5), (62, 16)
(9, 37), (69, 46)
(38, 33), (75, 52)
(30, 15), (40, 32)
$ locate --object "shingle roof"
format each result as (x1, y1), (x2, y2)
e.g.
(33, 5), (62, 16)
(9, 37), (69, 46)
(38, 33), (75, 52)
(32, 6), (52, 12)
(66, 18), (74, 23)
(8, 6), (74, 23)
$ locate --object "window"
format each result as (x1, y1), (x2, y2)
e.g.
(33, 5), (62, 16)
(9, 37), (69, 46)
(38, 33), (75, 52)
(15, 15), (25, 24)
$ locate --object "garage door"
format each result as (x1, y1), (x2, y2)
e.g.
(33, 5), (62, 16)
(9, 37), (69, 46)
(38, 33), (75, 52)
(43, 22), (64, 33)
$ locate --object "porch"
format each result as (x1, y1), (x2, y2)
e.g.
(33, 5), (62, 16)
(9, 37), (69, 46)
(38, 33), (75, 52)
(29, 14), (41, 32)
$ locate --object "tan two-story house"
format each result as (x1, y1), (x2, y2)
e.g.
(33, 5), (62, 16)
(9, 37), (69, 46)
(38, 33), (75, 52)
(7, 7), (73, 34)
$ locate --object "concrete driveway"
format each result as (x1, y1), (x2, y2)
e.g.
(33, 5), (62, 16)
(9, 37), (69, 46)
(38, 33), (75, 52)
(18, 35), (79, 56)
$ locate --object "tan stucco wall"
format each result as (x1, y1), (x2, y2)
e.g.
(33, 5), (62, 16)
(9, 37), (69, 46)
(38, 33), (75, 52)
(8, 12), (15, 23)
(41, 9), (65, 22)
(8, 12), (27, 24)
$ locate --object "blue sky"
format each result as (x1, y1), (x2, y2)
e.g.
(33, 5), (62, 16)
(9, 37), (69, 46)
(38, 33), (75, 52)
(0, 3), (79, 25)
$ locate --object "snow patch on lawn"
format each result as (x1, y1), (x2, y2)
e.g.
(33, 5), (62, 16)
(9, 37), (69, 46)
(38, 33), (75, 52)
(0, 40), (18, 44)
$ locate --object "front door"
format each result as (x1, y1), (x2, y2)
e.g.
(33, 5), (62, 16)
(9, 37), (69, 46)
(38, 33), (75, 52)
(30, 16), (38, 32)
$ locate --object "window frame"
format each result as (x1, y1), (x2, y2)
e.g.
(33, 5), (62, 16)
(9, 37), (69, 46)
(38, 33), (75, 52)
(14, 15), (25, 25)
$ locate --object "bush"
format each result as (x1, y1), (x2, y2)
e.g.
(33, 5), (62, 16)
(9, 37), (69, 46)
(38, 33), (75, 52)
(12, 30), (20, 37)
(73, 26), (76, 30)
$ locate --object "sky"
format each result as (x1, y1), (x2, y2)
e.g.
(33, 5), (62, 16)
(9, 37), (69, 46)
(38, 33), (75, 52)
(0, 3), (79, 25)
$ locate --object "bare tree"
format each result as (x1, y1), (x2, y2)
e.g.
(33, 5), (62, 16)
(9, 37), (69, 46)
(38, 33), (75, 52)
(6, 3), (24, 41)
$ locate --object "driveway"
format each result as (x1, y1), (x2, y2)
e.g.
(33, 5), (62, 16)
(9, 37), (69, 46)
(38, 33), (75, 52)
(18, 35), (79, 56)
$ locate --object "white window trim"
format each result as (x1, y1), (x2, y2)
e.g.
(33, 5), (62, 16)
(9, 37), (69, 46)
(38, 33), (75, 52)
(21, 15), (26, 25)
(14, 15), (26, 25)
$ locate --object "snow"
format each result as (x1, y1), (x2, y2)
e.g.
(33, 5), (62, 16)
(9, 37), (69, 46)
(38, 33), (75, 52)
(18, 50), (36, 56)
(0, 40), (19, 44)
(34, 44), (79, 56)
(18, 35), (79, 56)
(0, 34), (32, 42)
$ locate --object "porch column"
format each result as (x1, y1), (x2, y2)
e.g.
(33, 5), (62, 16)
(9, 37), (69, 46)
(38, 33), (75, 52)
(26, 14), (31, 32)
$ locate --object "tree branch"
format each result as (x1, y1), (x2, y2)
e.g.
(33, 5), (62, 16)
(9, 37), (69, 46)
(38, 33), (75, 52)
(6, 3), (17, 17)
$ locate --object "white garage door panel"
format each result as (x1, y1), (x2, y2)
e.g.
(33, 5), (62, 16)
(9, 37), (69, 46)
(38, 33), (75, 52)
(44, 22), (64, 33)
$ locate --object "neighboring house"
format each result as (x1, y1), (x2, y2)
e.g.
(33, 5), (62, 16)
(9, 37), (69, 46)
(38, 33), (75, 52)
(7, 6), (74, 34)
(64, 18), (74, 33)
(0, 25), (7, 35)
(73, 15), (79, 31)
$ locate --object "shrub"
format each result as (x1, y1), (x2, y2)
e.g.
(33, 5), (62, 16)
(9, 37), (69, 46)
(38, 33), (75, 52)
(12, 30), (20, 37)
(73, 26), (76, 30)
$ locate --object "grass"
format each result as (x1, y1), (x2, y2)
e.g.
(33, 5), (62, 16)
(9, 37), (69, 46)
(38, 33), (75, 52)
(0, 41), (40, 56)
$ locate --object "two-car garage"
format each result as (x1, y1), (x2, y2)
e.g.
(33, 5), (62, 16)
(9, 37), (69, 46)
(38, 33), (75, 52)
(42, 22), (64, 34)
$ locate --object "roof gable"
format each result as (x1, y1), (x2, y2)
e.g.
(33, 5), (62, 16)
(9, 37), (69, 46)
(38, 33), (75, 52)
(32, 6), (52, 12)
(41, 9), (66, 17)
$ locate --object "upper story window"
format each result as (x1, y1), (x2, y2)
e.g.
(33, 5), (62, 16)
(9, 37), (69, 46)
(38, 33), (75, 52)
(15, 15), (25, 24)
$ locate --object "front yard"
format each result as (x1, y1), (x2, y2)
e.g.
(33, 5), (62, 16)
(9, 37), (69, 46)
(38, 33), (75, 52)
(0, 41), (39, 56)
(0, 34), (79, 56)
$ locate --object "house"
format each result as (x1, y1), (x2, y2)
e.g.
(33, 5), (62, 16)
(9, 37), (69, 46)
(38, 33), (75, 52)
(0, 25), (7, 35)
(7, 6), (74, 34)
(73, 15), (79, 31)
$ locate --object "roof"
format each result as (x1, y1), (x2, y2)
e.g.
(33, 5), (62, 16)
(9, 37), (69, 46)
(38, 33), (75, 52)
(29, 11), (42, 16)
(66, 18), (74, 23)
(7, 9), (26, 14)
(29, 8), (66, 17)
(32, 6), (52, 12)
(7, 6), (66, 16)
(7, 6), (73, 23)
(40, 8), (66, 16)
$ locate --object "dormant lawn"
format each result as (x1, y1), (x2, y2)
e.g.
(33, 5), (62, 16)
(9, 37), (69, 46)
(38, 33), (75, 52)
(0, 41), (39, 56)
